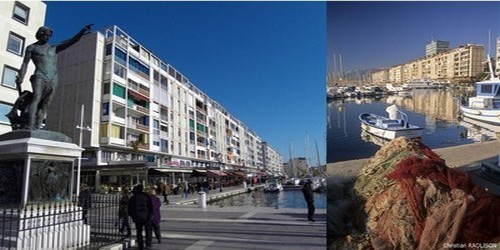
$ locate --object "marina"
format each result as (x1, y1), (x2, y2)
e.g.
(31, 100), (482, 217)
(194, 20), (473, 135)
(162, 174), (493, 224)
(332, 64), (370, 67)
(327, 88), (499, 163)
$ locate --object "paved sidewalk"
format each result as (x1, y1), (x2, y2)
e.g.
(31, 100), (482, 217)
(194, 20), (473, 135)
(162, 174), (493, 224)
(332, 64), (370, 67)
(116, 186), (326, 250)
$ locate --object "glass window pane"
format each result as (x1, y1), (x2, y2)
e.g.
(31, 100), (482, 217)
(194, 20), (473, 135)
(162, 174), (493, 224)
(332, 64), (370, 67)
(0, 103), (13, 124)
(13, 3), (29, 24)
(7, 33), (24, 55)
(2, 66), (18, 88)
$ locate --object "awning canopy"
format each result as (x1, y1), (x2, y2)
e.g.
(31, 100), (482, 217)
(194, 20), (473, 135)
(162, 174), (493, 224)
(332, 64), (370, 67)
(207, 170), (228, 177)
(191, 169), (207, 177)
(149, 168), (192, 174)
(229, 171), (246, 178)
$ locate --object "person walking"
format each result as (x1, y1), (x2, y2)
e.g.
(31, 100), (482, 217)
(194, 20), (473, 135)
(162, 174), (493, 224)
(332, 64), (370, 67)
(302, 179), (315, 222)
(78, 184), (92, 225)
(182, 180), (190, 198)
(149, 187), (162, 243)
(118, 187), (132, 238)
(128, 184), (153, 250)
(160, 182), (171, 204)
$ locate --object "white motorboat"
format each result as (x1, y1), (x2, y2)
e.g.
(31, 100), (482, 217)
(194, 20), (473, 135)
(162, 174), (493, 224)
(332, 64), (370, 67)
(359, 105), (423, 140)
(263, 178), (283, 192)
(459, 71), (500, 125)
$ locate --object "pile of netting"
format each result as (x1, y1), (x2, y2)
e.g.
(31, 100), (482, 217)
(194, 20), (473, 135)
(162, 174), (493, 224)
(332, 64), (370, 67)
(343, 137), (500, 249)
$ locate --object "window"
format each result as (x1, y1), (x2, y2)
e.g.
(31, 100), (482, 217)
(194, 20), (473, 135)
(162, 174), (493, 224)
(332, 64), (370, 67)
(480, 84), (493, 94)
(7, 32), (24, 55)
(12, 2), (29, 24)
(112, 83), (126, 98)
(0, 103), (13, 124)
(2, 66), (18, 88)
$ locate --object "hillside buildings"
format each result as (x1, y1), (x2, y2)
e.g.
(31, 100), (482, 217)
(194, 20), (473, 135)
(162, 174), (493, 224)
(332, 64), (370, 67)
(0, 0), (46, 134)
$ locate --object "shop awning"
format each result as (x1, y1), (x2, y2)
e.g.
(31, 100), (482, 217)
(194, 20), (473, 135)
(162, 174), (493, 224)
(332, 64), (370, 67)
(229, 171), (247, 178)
(191, 169), (207, 177)
(207, 170), (228, 177)
(150, 168), (192, 173)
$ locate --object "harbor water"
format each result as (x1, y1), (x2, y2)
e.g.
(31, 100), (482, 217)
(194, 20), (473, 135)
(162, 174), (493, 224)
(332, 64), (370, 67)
(208, 189), (326, 209)
(327, 88), (499, 163)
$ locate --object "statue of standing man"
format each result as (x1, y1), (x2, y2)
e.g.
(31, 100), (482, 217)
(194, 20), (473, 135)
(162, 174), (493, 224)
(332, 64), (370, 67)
(11, 24), (93, 130)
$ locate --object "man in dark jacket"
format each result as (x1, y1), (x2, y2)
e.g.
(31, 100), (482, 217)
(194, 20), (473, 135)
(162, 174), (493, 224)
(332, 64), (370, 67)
(128, 184), (153, 249)
(302, 179), (315, 222)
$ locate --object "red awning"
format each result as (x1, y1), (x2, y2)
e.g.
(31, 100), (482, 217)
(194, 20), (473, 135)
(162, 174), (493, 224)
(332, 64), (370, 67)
(128, 89), (149, 102)
(207, 170), (228, 177)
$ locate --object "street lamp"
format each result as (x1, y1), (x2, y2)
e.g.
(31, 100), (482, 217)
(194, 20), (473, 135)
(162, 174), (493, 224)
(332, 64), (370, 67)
(76, 104), (92, 195)
(216, 153), (223, 192)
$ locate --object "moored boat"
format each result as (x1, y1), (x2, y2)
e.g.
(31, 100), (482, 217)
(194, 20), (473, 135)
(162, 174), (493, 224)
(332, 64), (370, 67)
(359, 105), (423, 140)
(459, 72), (500, 125)
(263, 178), (283, 192)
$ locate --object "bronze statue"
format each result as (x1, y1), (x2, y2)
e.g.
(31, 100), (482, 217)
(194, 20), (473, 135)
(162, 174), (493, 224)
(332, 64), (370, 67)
(6, 24), (93, 130)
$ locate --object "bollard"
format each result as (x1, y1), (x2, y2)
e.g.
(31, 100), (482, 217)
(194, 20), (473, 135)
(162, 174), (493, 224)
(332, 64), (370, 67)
(243, 181), (247, 189)
(198, 191), (206, 208)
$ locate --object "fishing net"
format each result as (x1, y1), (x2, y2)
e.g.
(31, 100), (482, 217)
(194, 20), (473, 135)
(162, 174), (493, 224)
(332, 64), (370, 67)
(333, 137), (500, 249)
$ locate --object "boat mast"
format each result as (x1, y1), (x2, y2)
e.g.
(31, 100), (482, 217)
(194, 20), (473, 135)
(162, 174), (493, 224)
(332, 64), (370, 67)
(315, 139), (321, 168)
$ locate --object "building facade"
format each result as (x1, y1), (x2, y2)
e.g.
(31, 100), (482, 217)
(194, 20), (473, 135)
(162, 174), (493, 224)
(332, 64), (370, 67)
(373, 44), (484, 84)
(425, 40), (450, 57)
(46, 26), (282, 190)
(0, 0), (46, 134)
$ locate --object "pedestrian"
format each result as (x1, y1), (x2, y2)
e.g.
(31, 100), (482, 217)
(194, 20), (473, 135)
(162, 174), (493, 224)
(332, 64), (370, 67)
(202, 179), (210, 194)
(149, 187), (162, 243)
(301, 179), (315, 222)
(78, 183), (92, 225)
(182, 181), (189, 198)
(128, 184), (153, 250)
(118, 187), (132, 237)
(160, 182), (171, 204)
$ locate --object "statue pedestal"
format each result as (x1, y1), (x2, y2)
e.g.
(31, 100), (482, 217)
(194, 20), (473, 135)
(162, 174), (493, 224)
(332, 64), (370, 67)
(0, 130), (90, 248)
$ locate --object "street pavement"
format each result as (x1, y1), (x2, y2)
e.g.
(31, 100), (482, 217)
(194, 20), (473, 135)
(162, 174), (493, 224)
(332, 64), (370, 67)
(119, 186), (326, 250)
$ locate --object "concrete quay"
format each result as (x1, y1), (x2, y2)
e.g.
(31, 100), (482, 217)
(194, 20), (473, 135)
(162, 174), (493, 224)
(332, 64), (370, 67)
(104, 185), (326, 250)
(327, 140), (500, 195)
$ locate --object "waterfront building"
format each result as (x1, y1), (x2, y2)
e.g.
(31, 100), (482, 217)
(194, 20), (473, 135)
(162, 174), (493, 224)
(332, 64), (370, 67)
(425, 40), (450, 57)
(376, 44), (484, 84)
(0, 0), (46, 134)
(371, 69), (389, 84)
(262, 142), (284, 176)
(283, 157), (309, 178)
(43, 26), (282, 190)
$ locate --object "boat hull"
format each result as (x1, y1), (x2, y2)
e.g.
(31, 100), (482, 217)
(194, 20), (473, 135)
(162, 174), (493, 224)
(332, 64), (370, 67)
(460, 105), (500, 125)
(359, 113), (423, 140)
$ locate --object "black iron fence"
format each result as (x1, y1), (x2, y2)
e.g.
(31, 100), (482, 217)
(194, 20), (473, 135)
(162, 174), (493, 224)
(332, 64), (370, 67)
(81, 194), (125, 249)
(0, 194), (126, 249)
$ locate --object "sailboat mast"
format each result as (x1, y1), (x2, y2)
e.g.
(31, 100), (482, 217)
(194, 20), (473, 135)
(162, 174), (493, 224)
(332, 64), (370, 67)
(315, 139), (321, 168)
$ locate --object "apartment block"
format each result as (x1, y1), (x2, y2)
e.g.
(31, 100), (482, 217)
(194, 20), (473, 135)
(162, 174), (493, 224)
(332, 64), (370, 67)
(47, 26), (282, 187)
(0, 0), (46, 134)
(371, 69), (389, 84)
(379, 44), (484, 84)
(425, 40), (450, 57)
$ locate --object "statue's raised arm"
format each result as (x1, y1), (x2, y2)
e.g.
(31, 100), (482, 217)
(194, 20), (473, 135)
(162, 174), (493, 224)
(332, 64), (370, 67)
(56, 24), (93, 53)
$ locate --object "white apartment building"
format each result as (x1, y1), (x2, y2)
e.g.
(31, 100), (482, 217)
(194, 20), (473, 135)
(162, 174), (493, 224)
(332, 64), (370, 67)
(262, 142), (284, 176)
(0, 1), (46, 134)
(47, 26), (282, 188)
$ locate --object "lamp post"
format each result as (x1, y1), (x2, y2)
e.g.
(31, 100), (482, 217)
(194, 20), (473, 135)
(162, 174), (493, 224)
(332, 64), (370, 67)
(216, 153), (223, 192)
(76, 104), (92, 195)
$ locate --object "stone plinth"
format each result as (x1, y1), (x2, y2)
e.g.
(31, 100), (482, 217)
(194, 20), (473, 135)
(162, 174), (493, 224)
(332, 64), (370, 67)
(0, 130), (90, 248)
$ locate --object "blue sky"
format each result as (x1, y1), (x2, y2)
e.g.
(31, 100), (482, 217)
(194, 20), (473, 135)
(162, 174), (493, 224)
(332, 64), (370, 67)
(327, 2), (500, 72)
(44, 2), (326, 165)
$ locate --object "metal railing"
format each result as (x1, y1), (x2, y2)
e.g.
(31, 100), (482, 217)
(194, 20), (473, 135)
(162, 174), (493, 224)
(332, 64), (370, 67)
(0, 194), (125, 250)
